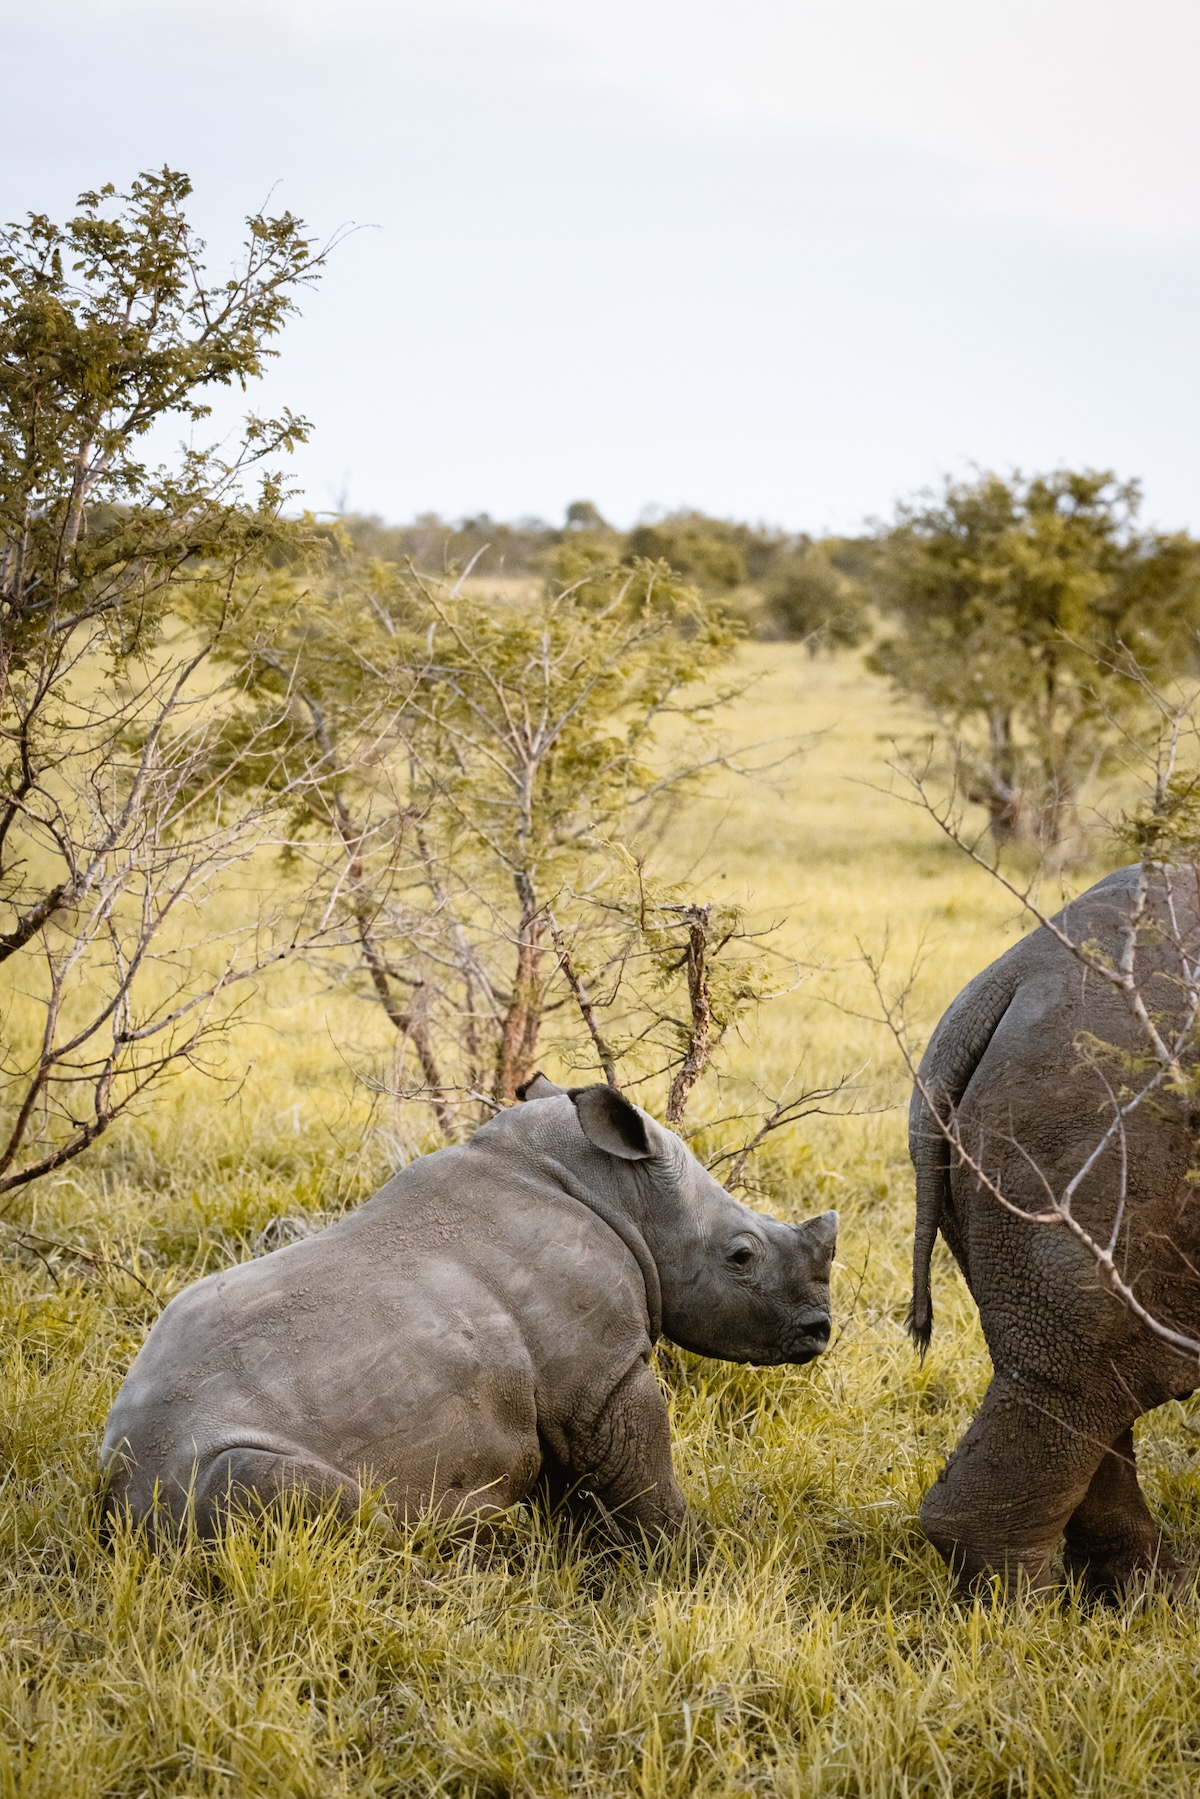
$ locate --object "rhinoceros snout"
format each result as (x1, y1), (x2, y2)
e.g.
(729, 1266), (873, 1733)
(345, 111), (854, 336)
(785, 1310), (832, 1362)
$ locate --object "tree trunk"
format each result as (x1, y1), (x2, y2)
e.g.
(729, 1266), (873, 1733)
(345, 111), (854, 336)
(975, 710), (1025, 844)
(494, 876), (544, 1102)
(666, 905), (714, 1125)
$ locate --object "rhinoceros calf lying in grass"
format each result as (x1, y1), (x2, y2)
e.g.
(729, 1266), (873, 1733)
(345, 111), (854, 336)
(100, 1077), (837, 1543)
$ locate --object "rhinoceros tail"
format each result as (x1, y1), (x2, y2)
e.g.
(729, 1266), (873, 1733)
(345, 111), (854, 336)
(906, 1107), (943, 1359)
(905, 960), (1021, 1359)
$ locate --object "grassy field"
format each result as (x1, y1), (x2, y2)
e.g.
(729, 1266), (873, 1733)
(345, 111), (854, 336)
(4, 644), (1200, 1798)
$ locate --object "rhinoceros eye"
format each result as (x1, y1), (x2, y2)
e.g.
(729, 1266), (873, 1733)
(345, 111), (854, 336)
(727, 1244), (755, 1269)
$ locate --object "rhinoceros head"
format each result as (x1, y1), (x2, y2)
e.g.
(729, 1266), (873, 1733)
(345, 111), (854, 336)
(521, 1077), (838, 1367)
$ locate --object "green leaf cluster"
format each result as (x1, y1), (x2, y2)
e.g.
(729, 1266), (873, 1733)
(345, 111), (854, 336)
(0, 168), (320, 671)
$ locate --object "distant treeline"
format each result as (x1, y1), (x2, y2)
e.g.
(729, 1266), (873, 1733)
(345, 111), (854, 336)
(329, 478), (1200, 854)
(333, 504), (875, 647)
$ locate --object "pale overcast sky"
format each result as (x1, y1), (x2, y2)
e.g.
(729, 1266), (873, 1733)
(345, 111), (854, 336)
(6, 0), (1199, 532)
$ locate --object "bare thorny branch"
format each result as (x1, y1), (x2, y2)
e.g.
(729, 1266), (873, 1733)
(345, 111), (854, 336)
(0, 649), (357, 1201)
(888, 752), (1197, 1076)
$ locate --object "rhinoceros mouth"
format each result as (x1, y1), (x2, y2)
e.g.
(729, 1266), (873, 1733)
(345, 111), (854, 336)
(779, 1317), (832, 1361)
(716, 1337), (828, 1367)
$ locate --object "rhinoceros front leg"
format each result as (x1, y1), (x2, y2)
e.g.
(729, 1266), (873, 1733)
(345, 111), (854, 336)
(567, 1356), (689, 1541)
(920, 1373), (1111, 1591)
(1062, 1426), (1181, 1596)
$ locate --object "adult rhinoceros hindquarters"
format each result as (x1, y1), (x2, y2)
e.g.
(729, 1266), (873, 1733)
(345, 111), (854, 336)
(909, 862), (1200, 1594)
(100, 1079), (837, 1546)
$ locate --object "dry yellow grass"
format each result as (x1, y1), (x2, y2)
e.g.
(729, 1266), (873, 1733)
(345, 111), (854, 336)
(2, 645), (1198, 1799)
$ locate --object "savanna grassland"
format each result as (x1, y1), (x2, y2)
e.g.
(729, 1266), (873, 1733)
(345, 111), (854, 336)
(4, 643), (1200, 1799)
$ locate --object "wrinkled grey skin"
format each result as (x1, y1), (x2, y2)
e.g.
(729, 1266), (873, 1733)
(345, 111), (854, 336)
(910, 863), (1200, 1593)
(100, 1078), (837, 1543)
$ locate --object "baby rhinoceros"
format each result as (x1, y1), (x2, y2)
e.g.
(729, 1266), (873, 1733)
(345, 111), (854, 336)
(100, 1077), (837, 1544)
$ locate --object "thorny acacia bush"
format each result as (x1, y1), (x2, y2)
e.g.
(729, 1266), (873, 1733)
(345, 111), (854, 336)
(0, 170), (335, 1202)
(209, 546), (816, 1154)
(4, 647), (1200, 1797)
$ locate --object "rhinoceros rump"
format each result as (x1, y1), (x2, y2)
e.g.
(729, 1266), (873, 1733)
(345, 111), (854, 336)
(909, 863), (1200, 1594)
(100, 1078), (837, 1542)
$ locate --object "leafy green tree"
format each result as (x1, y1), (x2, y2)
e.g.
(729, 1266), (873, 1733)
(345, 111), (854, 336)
(564, 499), (609, 532)
(870, 469), (1200, 848)
(624, 513), (758, 593)
(764, 538), (869, 648)
(0, 170), (326, 1196)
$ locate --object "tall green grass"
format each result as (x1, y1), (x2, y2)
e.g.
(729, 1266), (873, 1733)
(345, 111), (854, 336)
(2, 646), (1197, 1798)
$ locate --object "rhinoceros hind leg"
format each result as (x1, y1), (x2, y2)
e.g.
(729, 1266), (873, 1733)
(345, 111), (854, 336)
(1062, 1426), (1180, 1597)
(920, 1374), (1108, 1593)
(192, 1446), (363, 1537)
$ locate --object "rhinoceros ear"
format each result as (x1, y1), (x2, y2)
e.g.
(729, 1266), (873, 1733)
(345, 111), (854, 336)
(569, 1085), (652, 1161)
(796, 1210), (838, 1258)
(516, 1072), (566, 1101)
